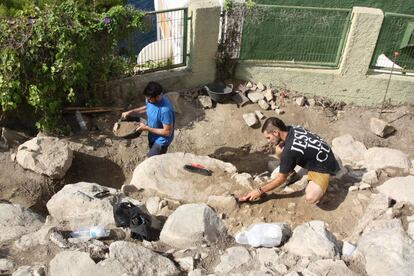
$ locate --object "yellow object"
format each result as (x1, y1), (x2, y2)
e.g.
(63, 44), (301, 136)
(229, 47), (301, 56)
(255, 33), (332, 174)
(308, 171), (330, 193)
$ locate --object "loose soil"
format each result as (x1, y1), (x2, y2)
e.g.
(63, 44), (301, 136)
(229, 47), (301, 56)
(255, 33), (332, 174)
(1, 88), (413, 272)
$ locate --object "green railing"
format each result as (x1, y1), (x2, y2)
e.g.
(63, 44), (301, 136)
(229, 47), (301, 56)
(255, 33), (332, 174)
(239, 5), (351, 67)
(121, 8), (189, 74)
(370, 12), (414, 72)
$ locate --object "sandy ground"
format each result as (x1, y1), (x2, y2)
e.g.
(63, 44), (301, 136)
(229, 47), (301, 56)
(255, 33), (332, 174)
(1, 88), (413, 271)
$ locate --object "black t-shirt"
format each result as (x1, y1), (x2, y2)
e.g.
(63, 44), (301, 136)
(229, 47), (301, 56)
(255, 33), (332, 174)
(280, 126), (339, 175)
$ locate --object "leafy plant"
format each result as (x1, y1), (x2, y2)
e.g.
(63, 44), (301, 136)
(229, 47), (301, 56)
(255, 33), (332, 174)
(0, 0), (126, 16)
(0, 1), (144, 133)
(224, 0), (233, 12)
(135, 58), (173, 73)
(217, 1), (254, 81)
(245, 0), (256, 10)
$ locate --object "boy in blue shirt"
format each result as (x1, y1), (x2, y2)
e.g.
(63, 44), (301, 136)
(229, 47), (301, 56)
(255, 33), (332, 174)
(122, 82), (175, 157)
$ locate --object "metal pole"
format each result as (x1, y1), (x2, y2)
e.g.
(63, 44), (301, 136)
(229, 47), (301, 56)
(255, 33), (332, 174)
(379, 51), (399, 119)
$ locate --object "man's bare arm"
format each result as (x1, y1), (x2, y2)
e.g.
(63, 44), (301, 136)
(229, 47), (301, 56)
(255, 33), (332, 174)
(138, 123), (173, 137)
(240, 172), (289, 201)
(262, 173), (288, 192)
(121, 106), (146, 119)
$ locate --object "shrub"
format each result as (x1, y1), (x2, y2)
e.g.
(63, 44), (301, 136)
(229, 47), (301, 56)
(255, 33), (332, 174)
(0, 0), (126, 17)
(0, 0), (144, 133)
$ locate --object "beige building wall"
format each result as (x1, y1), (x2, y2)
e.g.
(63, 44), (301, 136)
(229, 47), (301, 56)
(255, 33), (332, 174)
(236, 7), (414, 106)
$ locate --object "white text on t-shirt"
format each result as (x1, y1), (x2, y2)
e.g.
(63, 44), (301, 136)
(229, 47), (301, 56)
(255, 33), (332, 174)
(290, 127), (331, 162)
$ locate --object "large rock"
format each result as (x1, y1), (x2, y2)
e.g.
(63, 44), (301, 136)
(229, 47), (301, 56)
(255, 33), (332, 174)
(0, 203), (44, 242)
(306, 259), (357, 276)
(254, 248), (282, 273)
(332, 135), (367, 167)
(49, 251), (127, 276)
(377, 176), (414, 205)
(12, 265), (46, 276)
(214, 246), (252, 275)
(356, 219), (414, 276)
(108, 241), (179, 275)
(349, 193), (391, 242)
(284, 221), (339, 258)
(14, 225), (54, 250)
(0, 151), (52, 209)
(362, 170), (379, 185)
(160, 204), (227, 248)
(145, 196), (161, 215)
(46, 182), (118, 229)
(233, 172), (254, 189)
(130, 152), (243, 202)
(0, 259), (15, 274)
(16, 136), (73, 179)
(363, 147), (412, 176)
(207, 195), (237, 212)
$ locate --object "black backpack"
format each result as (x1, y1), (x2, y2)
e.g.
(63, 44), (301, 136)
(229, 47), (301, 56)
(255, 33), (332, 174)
(113, 202), (152, 241)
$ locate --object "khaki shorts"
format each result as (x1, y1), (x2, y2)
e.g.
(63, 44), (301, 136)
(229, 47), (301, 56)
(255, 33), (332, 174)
(308, 171), (330, 193)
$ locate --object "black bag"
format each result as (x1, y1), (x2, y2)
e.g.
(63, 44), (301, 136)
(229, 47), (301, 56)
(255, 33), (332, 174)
(113, 202), (152, 241)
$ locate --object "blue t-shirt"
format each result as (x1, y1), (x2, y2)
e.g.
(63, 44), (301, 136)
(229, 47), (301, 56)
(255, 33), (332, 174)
(146, 95), (175, 146)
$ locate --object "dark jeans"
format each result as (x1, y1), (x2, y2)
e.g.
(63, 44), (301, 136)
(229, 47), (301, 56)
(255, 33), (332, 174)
(147, 140), (169, 157)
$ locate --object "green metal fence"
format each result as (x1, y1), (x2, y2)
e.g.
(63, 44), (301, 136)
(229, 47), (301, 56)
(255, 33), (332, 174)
(239, 5), (351, 67)
(370, 12), (414, 73)
(121, 8), (189, 74)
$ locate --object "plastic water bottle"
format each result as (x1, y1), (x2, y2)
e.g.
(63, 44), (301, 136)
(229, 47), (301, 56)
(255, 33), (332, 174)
(71, 226), (110, 240)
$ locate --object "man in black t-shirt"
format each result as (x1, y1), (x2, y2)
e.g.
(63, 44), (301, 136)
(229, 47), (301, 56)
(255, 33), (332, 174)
(240, 117), (339, 204)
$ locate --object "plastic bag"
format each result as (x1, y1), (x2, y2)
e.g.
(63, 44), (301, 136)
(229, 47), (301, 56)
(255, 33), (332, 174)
(235, 223), (290, 247)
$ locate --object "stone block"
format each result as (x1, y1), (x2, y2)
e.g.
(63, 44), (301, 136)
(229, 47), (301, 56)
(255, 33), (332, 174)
(370, 117), (396, 137)
(255, 110), (265, 120)
(258, 99), (269, 110)
(243, 113), (259, 127)
(247, 92), (264, 103)
(198, 95), (213, 109)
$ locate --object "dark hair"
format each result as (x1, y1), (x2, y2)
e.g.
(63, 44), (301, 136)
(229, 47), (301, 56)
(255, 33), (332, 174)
(262, 117), (287, 133)
(143, 81), (163, 97)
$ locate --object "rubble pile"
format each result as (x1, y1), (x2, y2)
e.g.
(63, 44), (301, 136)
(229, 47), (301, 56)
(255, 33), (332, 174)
(198, 81), (323, 127)
(1, 136), (414, 275)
